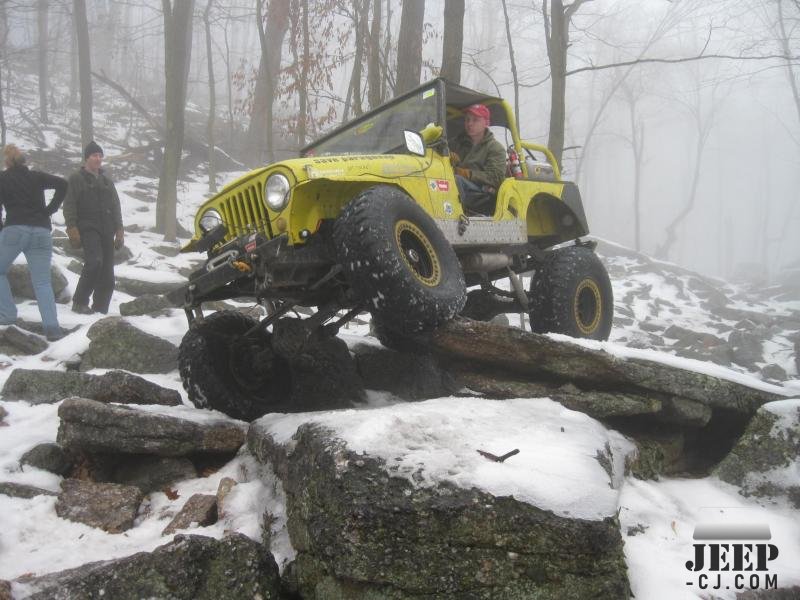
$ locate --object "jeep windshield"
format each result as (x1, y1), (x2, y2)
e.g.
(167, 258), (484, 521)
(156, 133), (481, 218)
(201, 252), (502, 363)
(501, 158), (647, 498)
(304, 86), (440, 157)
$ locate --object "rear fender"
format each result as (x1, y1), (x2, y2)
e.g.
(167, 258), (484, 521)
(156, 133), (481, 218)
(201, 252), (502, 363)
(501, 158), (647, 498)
(526, 186), (589, 243)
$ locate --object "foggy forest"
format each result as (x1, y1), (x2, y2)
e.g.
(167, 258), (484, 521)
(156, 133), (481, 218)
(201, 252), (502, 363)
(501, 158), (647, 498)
(1, 0), (799, 284)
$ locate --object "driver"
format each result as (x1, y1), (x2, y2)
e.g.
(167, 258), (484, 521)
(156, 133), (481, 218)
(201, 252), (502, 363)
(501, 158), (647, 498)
(449, 104), (506, 211)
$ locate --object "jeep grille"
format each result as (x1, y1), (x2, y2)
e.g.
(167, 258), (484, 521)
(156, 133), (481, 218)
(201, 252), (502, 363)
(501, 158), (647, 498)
(217, 184), (271, 238)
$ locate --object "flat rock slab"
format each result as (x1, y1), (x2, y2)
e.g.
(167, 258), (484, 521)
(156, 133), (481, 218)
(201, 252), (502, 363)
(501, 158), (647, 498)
(14, 533), (281, 600)
(57, 398), (246, 457)
(55, 479), (143, 533)
(81, 317), (178, 374)
(427, 320), (786, 415)
(249, 398), (631, 599)
(0, 482), (58, 499)
(1, 368), (181, 406)
(115, 276), (184, 298)
(162, 493), (217, 535)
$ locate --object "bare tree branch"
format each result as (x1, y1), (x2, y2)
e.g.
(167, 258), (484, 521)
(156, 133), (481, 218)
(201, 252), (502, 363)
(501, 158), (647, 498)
(566, 53), (798, 77)
(92, 69), (164, 134)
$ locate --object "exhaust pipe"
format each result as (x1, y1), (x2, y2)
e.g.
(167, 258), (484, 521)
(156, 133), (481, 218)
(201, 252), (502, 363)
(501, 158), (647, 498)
(459, 252), (513, 273)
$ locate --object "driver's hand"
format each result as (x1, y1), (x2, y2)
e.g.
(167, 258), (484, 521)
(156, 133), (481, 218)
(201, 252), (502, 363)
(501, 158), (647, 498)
(455, 167), (471, 180)
(449, 151), (460, 166)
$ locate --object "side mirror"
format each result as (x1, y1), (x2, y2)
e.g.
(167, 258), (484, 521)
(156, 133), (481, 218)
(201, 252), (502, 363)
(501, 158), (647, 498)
(404, 130), (425, 156)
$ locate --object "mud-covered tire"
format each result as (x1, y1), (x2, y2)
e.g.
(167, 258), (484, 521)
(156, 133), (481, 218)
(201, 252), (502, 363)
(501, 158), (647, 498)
(178, 310), (289, 420)
(334, 185), (466, 333)
(528, 245), (613, 340)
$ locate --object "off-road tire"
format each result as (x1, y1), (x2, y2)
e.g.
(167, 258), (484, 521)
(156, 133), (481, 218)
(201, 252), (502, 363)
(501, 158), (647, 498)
(334, 185), (466, 333)
(178, 310), (289, 420)
(528, 245), (613, 340)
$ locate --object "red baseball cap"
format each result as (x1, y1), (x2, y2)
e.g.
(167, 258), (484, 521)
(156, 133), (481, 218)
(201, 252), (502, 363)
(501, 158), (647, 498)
(464, 103), (490, 122)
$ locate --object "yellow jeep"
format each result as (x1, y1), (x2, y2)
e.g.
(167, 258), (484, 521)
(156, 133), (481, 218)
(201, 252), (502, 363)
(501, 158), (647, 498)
(172, 78), (612, 419)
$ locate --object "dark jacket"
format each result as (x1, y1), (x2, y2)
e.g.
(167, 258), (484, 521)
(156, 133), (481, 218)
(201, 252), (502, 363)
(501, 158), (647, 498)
(0, 165), (67, 230)
(63, 167), (122, 235)
(451, 130), (507, 190)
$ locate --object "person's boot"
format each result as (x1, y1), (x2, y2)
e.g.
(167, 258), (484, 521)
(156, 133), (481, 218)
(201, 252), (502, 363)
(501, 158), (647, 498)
(71, 302), (93, 315)
(44, 327), (67, 342)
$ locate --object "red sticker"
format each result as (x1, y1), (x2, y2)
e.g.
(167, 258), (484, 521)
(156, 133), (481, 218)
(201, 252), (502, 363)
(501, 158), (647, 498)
(436, 179), (450, 191)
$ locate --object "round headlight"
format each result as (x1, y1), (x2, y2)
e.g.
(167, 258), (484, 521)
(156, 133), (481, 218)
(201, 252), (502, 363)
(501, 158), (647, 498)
(264, 174), (290, 211)
(199, 209), (223, 233)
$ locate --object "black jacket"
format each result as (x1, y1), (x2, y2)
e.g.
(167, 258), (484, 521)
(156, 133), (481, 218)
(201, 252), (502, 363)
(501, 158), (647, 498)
(0, 165), (67, 230)
(63, 167), (122, 234)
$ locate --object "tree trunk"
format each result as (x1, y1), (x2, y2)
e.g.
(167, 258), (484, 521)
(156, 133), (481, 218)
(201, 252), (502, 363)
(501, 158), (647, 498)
(37, 0), (48, 124)
(624, 89), (645, 252)
(247, 0), (290, 164)
(382, 0), (392, 99)
(156, 0), (195, 242)
(73, 0), (93, 149)
(500, 0), (518, 132)
(544, 0), (568, 169)
(367, 0), (382, 109)
(654, 94), (715, 261)
(343, 0), (370, 122)
(204, 0), (217, 193)
(297, 0), (310, 148)
(395, 0), (425, 95)
(440, 0), (464, 84)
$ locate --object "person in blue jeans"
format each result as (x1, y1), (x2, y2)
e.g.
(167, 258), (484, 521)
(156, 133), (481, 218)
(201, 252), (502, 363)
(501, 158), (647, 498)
(0, 145), (67, 341)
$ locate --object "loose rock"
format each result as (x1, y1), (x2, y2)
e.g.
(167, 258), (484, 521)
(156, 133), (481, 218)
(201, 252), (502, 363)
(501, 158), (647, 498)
(20, 443), (74, 476)
(162, 494), (217, 535)
(55, 479), (143, 533)
(81, 317), (178, 373)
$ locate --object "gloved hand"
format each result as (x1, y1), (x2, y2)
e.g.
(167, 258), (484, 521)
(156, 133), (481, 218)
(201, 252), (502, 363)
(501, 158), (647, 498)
(449, 151), (460, 166)
(455, 166), (471, 179)
(67, 226), (81, 249)
(114, 227), (125, 250)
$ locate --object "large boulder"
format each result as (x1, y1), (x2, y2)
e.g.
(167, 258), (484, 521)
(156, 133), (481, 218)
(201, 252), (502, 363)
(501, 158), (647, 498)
(7, 263), (70, 303)
(249, 397), (632, 599)
(1, 368), (181, 406)
(714, 399), (800, 507)
(351, 342), (456, 400)
(12, 534), (281, 600)
(81, 317), (178, 373)
(426, 320), (785, 416)
(57, 398), (246, 457)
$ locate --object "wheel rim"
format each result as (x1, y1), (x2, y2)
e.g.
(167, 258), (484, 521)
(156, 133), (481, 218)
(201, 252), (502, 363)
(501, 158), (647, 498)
(394, 219), (442, 287)
(574, 278), (602, 335)
(228, 336), (272, 392)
